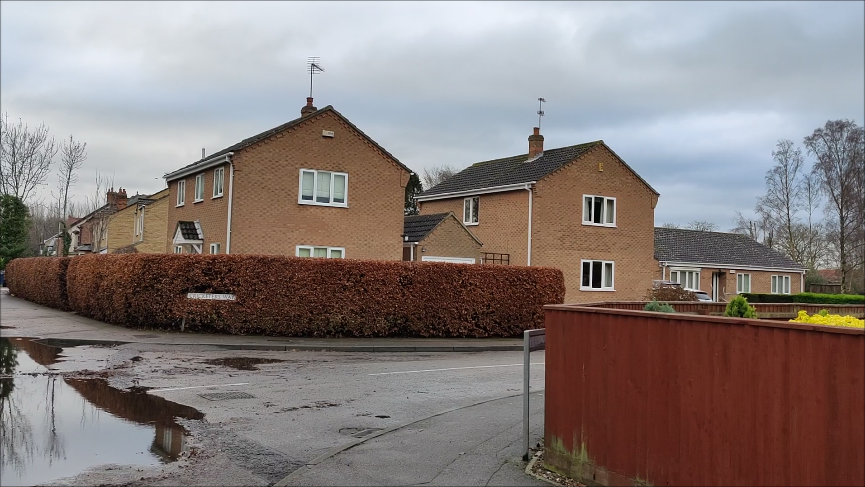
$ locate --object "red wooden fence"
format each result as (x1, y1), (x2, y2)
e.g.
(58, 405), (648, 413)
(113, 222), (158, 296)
(581, 301), (864, 319)
(544, 304), (865, 486)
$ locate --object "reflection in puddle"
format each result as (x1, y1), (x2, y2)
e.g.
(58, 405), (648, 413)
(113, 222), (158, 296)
(0, 337), (204, 486)
(202, 357), (285, 371)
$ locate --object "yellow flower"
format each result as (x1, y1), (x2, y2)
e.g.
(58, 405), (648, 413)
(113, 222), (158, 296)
(789, 310), (864, 328)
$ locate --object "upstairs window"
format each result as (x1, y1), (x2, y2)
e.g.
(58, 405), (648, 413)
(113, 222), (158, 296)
(581, 260), (615, 291)
(213, 167), (225, 198)
(194, 173), (205, 202)
(463, 197), (479, 225)
(582, 195), (616, 227)
(771, 275), (791, 294)
(176, 180), (185, 206)
(299, 170), (348, 207)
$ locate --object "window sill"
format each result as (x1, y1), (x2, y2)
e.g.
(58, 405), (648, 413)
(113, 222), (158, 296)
(212, 194), (224, 200)
(176, 204), (185, 208)
(581, 222), (617, 228)
(579, 287), (616, 292)
(194, 199), (204, 204)
(298, 200), (348, 208)
(464, 222), (479, 226)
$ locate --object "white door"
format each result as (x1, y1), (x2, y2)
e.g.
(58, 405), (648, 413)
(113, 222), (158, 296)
(421, 256), (476, 264)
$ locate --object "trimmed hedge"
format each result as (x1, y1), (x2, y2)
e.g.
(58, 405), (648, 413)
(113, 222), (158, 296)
(63, 254), (564, 338)
(741, 292), (865, 305)
(5, 257), (71, 310)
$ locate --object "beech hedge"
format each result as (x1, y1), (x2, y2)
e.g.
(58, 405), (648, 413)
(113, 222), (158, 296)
(741, 292), (865, 305)
(5, 257), (71, 310)
(62, 254), (564, 338)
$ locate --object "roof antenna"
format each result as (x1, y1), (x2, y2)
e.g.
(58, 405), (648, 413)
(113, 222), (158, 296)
(308, 56), (324, 98)
(537, 97), (546, 130)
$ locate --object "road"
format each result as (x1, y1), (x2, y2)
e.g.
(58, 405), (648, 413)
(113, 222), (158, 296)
(1, 292), (548, 486)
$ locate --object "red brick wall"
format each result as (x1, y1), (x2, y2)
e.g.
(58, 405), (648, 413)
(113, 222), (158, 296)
(658, 264), (804, 301)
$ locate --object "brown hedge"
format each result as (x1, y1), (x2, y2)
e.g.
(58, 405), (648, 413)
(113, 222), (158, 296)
(5, 257), (71, 310)
(64, 254), (565, 338)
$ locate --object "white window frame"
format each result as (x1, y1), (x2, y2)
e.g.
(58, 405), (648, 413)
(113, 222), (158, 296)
(582, 194), (617, 227)
(209, 243), (220, 254)
(580, 259), (615, 291)
(670, 268), (701, 291)
(176, 180), (185, 207)
(463, 196), (479, 225)
(298, 169), (349, 207)
(737, 273), (751, 294)
(295, 245), (345, 259)
(213, 167), (224, 198)
(771, 275), (791, 294)
(194, 173), (205, 202)
(134, 208), (145, 241)
(174, 246), (183, 254)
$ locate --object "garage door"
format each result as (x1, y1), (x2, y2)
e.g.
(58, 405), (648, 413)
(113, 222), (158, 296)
(421, 256), (476, 264)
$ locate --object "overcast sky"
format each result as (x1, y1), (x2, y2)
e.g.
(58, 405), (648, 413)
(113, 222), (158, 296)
(2, 1), (863, 228)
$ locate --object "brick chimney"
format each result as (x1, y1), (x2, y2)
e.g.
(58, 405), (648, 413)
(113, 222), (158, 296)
(106, 187), (128, 210)
(301, 97), (317, 116)
(528, 127), (544, 158)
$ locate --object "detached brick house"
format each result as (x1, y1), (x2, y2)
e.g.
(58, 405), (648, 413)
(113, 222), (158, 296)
(163, 98), (413, 259)
(402, 212), (483, 263)
(105, 189), (170, 254)
(654, 227), (807, 301)
(416, 127), (659, 303)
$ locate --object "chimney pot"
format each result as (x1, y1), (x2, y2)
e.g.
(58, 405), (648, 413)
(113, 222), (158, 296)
(528, 127), (544, 159)
(301, 97), (318, 116)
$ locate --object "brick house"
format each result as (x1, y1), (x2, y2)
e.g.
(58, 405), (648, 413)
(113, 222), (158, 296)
(654, 227), (807, 301)
(163, 98), (413, 259)
(68, 188), (130, 255)
(402, 212), (483, 263)
(104, 189), (170, 253)
(416, 127), (659, 303)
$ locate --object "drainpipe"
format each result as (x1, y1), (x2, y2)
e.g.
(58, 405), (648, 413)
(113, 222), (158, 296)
(525, 184), (533, 266)
(225, 153), (235, 254)
(801, 270), (805, 293)
(410, 244), (414, 261)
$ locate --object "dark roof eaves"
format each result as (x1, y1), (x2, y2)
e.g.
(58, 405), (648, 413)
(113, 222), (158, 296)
(164, 105), (412, 181)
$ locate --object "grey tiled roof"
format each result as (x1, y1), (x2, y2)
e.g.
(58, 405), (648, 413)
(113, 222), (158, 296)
(654, 227), (805, 269)
(177, 221), (202, 240)
(165, 105), (412, 180)
(403, 213), (450, 243)
(419, 140), (658, 197)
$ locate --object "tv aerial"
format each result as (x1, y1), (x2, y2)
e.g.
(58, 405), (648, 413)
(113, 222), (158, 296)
(537, 97), (546, 129)
(308, 57), (325, 98)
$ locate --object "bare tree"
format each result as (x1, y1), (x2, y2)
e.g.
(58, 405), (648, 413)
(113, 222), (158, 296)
(421, 164), (458, 190)
(755, 139), (806, 264)
(0, 113), (58, 202)
(660, 222), (680, 229)
(78, 172), (116, 253)
(804, 119), (865, 292)
(55, 135), (87, 255)
(798, 172), (828, 270)
(731, 210), (776, 248)
(685, 220), (719, 232)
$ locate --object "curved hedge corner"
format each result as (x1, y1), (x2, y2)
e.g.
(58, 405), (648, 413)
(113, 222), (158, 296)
(4, 257), (71, 310)
(64, 254), (565, 338)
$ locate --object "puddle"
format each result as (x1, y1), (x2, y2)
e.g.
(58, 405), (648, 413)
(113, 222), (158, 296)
(202, 357), (285, 371)
(1, 337), (204, 486)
